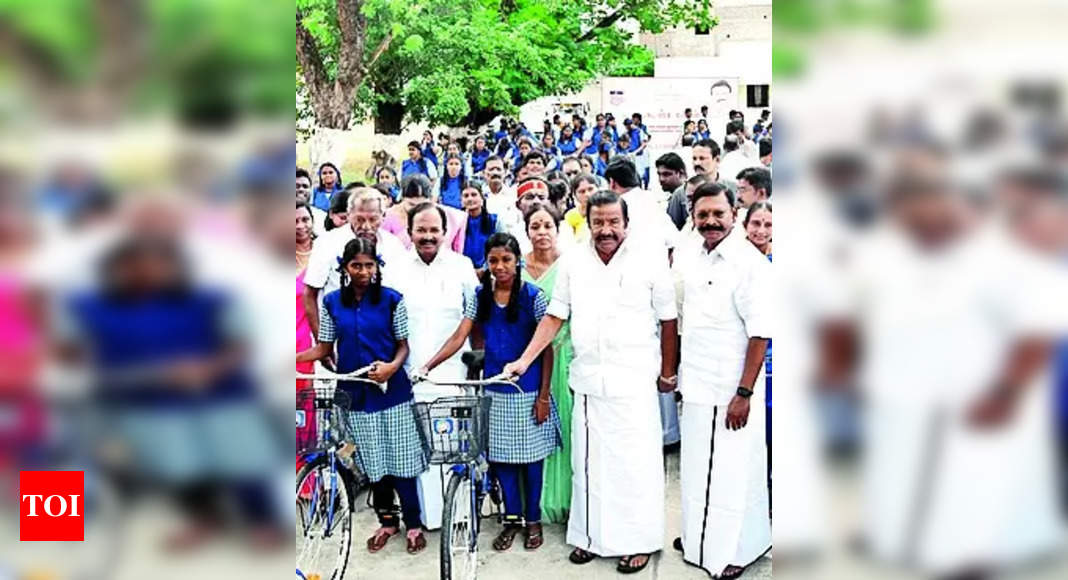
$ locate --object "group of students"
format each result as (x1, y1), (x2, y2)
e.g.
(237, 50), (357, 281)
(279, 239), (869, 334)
(295, 111), (774, 575)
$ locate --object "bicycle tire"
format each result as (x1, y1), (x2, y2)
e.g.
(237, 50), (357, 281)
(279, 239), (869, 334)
(440, 470), (479, 580)
(296, 454), (357, 580)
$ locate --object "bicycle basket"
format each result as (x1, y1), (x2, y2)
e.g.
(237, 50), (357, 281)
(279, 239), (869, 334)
(296, 385), (354, 454)
(413, 395), (491, 464)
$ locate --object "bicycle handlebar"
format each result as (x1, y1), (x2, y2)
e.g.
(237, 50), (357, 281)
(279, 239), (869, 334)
(296, 364), (388, 393)
(411, 372), (523, 393)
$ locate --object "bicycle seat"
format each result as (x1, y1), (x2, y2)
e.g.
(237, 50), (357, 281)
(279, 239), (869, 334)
(462, 350), (485, 380)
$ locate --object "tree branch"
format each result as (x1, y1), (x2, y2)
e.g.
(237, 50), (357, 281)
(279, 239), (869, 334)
(364, 32), (393, 74)
(577, 7), (626, 42)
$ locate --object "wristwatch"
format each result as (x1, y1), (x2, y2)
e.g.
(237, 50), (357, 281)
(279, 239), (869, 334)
(736, 386), (754, 399)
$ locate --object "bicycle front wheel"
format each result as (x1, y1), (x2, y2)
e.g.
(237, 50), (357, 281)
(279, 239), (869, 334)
(296, 454), (356, 580)
(440, 470), (479, 580)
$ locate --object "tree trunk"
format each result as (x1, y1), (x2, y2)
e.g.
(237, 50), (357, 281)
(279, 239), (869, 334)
(374, 102), (405, 134)
(308, 127), (351, 176)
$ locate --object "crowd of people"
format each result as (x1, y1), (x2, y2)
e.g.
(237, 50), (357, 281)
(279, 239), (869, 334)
(295, 108), (773, 576)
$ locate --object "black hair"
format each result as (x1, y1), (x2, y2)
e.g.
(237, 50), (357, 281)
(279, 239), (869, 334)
(569, 172), (600, 197)
(376, 165), (398, 183)
(687, 174), (711, 188)
(604, 156), (640, 189)
(726, 120), (745, 136)
(401, 174), (432, 199)
(723, 135), (740, 153)
(523, 201), (562, 231)
(759, 138), (772, 158)
(407, 201), (448, 234)
(681, 134), (696, 147)
(737, 166), (772, 198)
(577, 154), (597, 171)
(372, 182), (394, 202)
(701, 104), (709, 113)
(743, 200), (773, 228)
(337, 237), (382, 307)
(476, 232), (523, 324)
(632, 113), (643, 123)
(439, 153), (467, 195)
(317, 162), (343, 190)
(519, 151), (547, 171)
(463, 181), (495, 235)
(655, 152), (687, 174)
(585, 190), (629, 228)
(684, 107), (692, 115)
(691, 181), (735, 212)
(344, 181), (367, 191)
(297, 199), (315, 220)
(761, 109), (771, 120)
(485, 155), (504, 170)
(543, 170), (570, 207)
(407, 140), (421, 150)
(296, 167), (311, 181)
(693, 138), (721, 158)
(325, 190), (352, 231)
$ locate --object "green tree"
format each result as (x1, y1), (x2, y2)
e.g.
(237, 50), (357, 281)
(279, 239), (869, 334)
(297, 0), (716, 133)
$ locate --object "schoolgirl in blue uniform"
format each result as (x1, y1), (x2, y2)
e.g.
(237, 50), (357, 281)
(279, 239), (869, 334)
(438, 153), (466, 210)
(461, 181), (498, 270)
(419, 233), (560, 552)
(297, 238), (429, 555)
(469, 136), (491, 176)
(312, 162), (344, 212)
(557, 125), (581, 155)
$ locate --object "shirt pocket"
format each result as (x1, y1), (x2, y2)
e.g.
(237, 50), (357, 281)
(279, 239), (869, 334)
(685, 272), (737, 328)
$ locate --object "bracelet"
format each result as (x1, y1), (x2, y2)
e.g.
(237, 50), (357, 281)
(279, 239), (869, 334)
(736, 386), (754, 398)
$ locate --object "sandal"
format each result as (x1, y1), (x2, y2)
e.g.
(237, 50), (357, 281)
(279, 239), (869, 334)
(523, 523), (544, 550)
(617, 553), (652, 574)
(366, 527), (398, 553)
(569, 547), (596, 565)
(493, 524), (522, 552)
(719, 564), (745, 579)
(405, 530), (427, 554)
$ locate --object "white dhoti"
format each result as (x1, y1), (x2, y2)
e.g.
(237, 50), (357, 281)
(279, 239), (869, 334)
(680, 399), (771, 575)
(412, 368), (465, 531)
(567, 392), (665, 556)
(864, 389), (1061, 575)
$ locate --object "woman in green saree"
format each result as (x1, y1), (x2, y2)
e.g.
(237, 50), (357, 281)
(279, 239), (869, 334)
(520, 202), (573, 524)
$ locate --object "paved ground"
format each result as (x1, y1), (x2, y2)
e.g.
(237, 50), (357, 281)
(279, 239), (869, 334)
(338, 449), (772, 580)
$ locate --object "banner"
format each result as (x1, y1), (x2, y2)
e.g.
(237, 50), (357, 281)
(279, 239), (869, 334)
(601, 77), (739, 149)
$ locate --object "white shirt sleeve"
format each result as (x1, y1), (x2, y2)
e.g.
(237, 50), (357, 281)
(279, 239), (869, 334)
(651, 252), (678, 321)
(736, 257), (773, 339)
(426, 159), (439, 181)
(546, 254), (572, 320)
(304, 235), (337, 289)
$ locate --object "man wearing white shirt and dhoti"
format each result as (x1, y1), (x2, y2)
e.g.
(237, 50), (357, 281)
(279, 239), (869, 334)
(604, 157), (683, 448)
(505, 191), (679, 574)
(302, 188), (407, 341)
(670, 182), (772, 579)
(394, 202), (480, 530)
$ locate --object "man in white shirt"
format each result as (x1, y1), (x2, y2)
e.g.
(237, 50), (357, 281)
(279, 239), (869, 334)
(504, 191), (678, 573)
(736, 167), (771, 222)
(670, 182), (772, 578)
(719, 135), (760, 191)
(301, 189), (407, 340)
(393, 202), (480, 529)
(482, 156), (513, 216)
(603, 157), (682, 446)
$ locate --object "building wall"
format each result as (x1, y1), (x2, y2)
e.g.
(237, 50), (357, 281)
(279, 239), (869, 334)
(638, 1), (771, 59)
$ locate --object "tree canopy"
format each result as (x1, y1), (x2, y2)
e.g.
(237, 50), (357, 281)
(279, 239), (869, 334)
(297, 0), (716, 133)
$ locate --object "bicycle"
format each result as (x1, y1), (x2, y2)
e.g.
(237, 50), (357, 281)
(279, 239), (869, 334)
(295, 365), (384, 580)
(411, 350), (522, 580)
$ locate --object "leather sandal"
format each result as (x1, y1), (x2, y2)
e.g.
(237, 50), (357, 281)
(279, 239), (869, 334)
(366, 527), (398, 553)
(523, 523), (544, 550)
(493, 524), (522, 551)
(617, 553), (652, 574)
(405, 530), (426, 554)
(569, 547), (596, 564)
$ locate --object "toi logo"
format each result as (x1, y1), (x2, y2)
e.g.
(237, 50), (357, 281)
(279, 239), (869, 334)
(19, 471), (84, 541)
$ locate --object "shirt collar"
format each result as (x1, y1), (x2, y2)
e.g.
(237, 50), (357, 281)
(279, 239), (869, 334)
(701, 226), (744, 262)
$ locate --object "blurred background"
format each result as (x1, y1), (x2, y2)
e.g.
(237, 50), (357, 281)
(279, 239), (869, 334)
(774, 1), (1068, 579)
(0, 1), (292, 578)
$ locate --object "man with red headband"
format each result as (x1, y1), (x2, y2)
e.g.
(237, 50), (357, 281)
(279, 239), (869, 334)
(497, 177), (575, 254)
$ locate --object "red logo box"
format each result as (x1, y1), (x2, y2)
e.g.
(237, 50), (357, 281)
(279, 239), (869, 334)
(19, 471), (84, 541)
